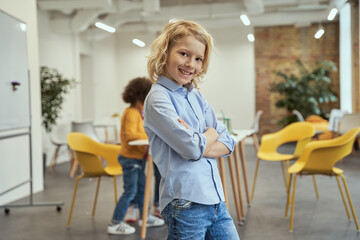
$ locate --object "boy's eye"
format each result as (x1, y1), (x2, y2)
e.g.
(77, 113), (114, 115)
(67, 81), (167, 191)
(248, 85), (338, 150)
(180, 52), (188, 56)
(196, 58), (203, 62)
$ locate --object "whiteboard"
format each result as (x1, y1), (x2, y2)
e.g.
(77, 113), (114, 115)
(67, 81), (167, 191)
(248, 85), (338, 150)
(0, 10), (30, 131)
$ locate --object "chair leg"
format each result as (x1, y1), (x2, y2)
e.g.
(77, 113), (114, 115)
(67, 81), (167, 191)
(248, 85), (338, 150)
(251, 158), (260, 201)
(92, 177), (101, 217)
(336, 176), (351, 220)
(312, 175), (319, 199)
(289, 174), (298, 232)
(113, 176), (118, 205)
(280, 161), (287, 189)
(339, 174), (360, 231)
(67, 175), (83, 226)
(286, 160), (290, 186)
(285, 173), (293, 217)
(49, 145), (61, 171)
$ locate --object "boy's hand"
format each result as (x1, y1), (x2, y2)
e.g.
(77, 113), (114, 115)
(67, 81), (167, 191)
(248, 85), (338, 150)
(177, 118), (190, 129)
(203, 127), (219, 141)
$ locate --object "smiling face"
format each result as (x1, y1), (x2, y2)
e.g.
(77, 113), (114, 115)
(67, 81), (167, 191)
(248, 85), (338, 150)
(164, 35), (206, 86)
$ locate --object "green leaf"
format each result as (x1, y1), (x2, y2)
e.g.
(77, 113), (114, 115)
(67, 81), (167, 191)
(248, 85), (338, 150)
(40, 66), (76, 132)
(272, 60), (338, 127)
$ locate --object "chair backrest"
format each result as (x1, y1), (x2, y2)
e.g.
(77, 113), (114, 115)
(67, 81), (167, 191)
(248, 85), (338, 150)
(251, 110), (263, 133)
(71, 121), (101, 142)
(292, 110), (305, 122)
(260, 122), (315, 156)
(338, 113), (360, 135)
(50, 122), (71, 145)
(71, 151), (107, 175)
(67, 132), (122, 174)
(328, 109), (347, 132)
(295, 127), (360, 174)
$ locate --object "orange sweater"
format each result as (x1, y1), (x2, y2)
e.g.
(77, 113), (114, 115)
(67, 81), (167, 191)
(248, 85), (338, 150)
(118, 107), (148, 160)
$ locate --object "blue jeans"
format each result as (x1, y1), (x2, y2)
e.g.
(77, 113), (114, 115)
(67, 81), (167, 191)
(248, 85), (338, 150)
(162, 199), (240, 240)
(111, 156), (146, 224)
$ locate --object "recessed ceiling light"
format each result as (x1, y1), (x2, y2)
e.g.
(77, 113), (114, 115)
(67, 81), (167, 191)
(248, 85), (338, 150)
(132, 38), (145, 47)
(327, 8), (338, 21)
(247, 33), (255, 42)
(19, 23), (26, 32)
(314, 27), (325, 39)
(240, 14), (251, 26)
(95, 22), (116, 33)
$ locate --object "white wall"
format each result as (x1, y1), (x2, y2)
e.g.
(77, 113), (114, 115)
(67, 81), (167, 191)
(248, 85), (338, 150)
(0, 0), (42, 204)
(114, 32), (155, 115)
(92, 36), (122, 122)
(37, 10), (81, 165)
(203, 27), (255, 129)
(339, 3), (352, 113)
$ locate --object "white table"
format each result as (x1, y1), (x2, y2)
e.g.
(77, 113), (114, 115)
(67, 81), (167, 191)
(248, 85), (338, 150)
(128, 139), (151, 240)
(217, 129), (257, 224)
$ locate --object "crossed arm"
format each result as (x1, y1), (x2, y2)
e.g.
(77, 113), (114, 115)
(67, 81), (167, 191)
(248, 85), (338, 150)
(177, 118), (230, 158)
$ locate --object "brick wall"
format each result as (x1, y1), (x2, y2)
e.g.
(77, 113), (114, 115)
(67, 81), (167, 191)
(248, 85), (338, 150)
(254, 23), (340, 136)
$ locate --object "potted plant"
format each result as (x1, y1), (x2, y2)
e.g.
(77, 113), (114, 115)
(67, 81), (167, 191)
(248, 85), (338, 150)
(40, 66), (75, 173)
(40, 66), (75, 133)
(270, 60), (338, 126)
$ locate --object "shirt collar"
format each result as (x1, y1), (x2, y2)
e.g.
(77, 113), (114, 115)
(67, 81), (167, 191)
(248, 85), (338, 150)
(157, 75), (194, 92)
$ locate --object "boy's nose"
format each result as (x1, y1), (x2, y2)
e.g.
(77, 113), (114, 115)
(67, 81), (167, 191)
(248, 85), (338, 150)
(185, 58), (195, 68)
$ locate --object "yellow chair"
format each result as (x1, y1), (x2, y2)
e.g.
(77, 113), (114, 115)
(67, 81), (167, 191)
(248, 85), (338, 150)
(251, 122), (316, 200)
(286, 127), (360, 232)
(66, 132), (123, 226)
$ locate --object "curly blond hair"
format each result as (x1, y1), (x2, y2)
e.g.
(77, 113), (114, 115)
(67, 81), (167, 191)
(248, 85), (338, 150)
(147, 20), (214, 88)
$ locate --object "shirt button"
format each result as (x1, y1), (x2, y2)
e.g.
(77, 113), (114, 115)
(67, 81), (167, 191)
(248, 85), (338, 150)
(183, 89), (186, 92)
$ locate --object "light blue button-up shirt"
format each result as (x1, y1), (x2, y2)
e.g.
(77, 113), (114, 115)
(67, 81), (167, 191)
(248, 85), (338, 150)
(144, 76), (235, 211)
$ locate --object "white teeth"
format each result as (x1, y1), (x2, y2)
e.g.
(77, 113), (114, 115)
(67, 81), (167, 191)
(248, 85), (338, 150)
(179, 69), (191, 75)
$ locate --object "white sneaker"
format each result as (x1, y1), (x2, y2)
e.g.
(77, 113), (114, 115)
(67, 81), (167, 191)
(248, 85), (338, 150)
(138, 214), (165, 227)
(124, 205), (138, 223)
(107, 222), (135, 235)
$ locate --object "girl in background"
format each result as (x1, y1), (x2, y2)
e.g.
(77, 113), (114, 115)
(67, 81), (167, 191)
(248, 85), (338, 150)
(108, 77), (164, 235)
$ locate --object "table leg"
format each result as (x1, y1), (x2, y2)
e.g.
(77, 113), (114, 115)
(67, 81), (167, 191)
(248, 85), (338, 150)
(239, 141), (250, 205)
(141, 155), (153, 240)
(228, 154), (243, 222)
(252, 133), (260, 152)
(105, 128), (109, 144)
(233, 144), (245, 217)
(218, 157), (228, 208)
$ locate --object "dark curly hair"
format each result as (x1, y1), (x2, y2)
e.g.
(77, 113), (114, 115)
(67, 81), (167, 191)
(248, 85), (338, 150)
(122, 77), (152, 106)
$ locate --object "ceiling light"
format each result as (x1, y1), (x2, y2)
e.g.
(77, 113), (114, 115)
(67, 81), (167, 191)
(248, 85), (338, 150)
(240, 14), (251, 26)
(247, 34), (255, 42)
(19, 23), (26, 32)
(132, 38), (145, 47)
(327, 8), (338, 21)
(95, 22), (116, 33)
(314, 26), (325, 39)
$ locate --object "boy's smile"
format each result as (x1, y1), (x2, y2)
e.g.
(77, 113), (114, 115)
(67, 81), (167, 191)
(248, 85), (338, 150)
(164, 35), (205, 86)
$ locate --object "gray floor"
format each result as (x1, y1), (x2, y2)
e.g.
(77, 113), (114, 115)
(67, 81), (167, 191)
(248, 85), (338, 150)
(1, 144), (360, 240)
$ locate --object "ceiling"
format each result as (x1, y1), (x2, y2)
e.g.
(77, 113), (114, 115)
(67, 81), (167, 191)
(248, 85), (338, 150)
(37, 0), (345, 41)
